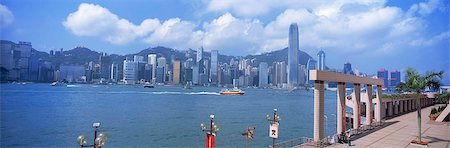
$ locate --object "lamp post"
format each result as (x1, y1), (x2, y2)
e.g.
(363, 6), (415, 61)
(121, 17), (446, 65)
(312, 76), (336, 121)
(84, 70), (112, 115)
(77, 122), (108, 148)
(201, 114), (219, 148)
(324, 115), (328, 139)
(241, 127), (255, 148)
(266, 109), (281, 148)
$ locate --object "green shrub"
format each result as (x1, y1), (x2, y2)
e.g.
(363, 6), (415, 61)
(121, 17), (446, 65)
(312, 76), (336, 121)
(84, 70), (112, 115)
(431, 108), (438, 114)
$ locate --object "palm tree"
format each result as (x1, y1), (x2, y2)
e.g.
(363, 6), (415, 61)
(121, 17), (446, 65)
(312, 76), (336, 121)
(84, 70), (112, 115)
(396, 68), (443, 143)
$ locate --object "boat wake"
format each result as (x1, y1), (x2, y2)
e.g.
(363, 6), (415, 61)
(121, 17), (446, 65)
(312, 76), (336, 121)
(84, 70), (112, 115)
(148, 91), (220, 95)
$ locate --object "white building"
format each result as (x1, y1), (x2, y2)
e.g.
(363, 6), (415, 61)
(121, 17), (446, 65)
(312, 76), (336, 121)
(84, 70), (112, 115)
(259, 62), (269, 87)
(123, 60), (138, 84)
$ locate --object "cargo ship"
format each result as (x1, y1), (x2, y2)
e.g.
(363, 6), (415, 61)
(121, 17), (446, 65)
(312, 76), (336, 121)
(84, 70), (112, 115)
(219, 87), (245, 95)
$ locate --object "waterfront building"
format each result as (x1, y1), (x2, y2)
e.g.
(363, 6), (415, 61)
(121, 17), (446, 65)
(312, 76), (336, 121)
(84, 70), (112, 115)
(123, 60), (137, 84)
(173, 60), (181, 85)
(377, 69), (389, 88)
(144, 64), (153, 82)
(134, 55), (144, 63)
(275, 61), (287, 87)
(344, 62), (353, 75)
(184, 68), (193, 83)
(18, 42), (32, 81)
(110, 63), (118, 82)
(210, 50), (218, 85)
(59, 64), (85, 83)
(298, 64), (306, 85)
(390, 70), (401, 88)
(155, 67), (165, 83)
(192, 65), (199, 84)
(317, 50), (325, 70)
(99, 55), (111, 80)
(288, 23), (299, 87)
(259, 62), (268, 87)
(148, 54), (157, 80)
(157, 57), (167, 82)
(197, 47), (204, 74)
(306, 58), (317, 86)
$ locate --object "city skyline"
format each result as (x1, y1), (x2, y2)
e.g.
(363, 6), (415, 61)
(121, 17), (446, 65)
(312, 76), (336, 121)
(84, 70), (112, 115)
(0, 0), (449, 83)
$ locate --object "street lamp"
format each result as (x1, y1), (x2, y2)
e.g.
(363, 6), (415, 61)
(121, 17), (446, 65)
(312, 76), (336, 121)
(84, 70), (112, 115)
(200, 114), (219, 148)
(267, 109), (281, 148)
(77, 122), (108, 148)
(241, 127), (255, 148)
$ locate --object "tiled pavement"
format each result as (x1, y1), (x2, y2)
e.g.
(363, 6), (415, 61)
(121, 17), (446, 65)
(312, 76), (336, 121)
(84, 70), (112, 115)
(330, 105), (450, 148)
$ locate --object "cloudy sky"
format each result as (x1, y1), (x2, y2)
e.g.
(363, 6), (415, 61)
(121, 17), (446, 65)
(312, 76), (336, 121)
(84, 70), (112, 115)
(1, 0), (449, 83)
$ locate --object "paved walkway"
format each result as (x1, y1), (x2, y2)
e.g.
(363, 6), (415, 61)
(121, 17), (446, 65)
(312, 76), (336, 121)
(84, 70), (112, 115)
(331, 104), (450, 148)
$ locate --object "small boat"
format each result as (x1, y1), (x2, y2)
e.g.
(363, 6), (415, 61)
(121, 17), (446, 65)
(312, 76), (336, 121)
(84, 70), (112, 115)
(220, 87), (245, 95)
(143, 82), (155, 88)
(183, 83), (192, 90)
(50, 82), (58, 86)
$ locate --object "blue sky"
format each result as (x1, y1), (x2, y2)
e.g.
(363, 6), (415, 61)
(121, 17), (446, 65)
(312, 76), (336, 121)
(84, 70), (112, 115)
(1, 0), (449, 84)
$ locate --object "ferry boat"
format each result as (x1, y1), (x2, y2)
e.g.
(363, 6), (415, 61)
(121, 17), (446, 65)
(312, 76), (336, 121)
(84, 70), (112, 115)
(143, 82), (155, 88)
(219, 87), (245, 95)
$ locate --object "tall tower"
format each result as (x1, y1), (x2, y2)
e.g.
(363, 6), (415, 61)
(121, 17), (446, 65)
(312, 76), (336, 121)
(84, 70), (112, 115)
(288, 23), (299, 87)
(317, 50), (325, 70)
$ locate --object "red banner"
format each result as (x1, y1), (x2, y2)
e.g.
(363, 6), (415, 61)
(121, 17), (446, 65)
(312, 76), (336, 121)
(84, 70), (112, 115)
(206, 133), (215, 148)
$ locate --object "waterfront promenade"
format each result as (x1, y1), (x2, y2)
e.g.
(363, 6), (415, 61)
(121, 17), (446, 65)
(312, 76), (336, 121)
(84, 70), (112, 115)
(331, 104), (450, 148)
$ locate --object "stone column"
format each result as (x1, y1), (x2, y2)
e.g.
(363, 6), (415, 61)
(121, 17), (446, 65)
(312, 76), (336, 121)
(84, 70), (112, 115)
(375, 85), (384, 122)
(394, 101), (398, 115)
(314, 80), (324, 142)
(399, 100), (403, 114)
(337, 82), (346, 134)
(353, 84), (361, 129)
(388, 101), (393, 117)
(366, 84), (373, 125)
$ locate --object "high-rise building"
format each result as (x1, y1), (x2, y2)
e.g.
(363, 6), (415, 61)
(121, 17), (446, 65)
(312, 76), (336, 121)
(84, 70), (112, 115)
(275, 61), (287, 87)
(377, 69), (389, 88)
(192, 65), (199, 84)
(59, 64), (85, 83)
(390, 70), (401, 88)
(288, 23), (299, 87)
(17, 41), (32, 81)
(123, 60), (137, 84)
(99, 55), (111, 79)
(317, 50), (325, 70)
(110, 63), (118, 82)
(306, 58), (317, 86)
(184, 68), (193, 83)
(148, 54), (157, 80)
(298, 64), (306, 85)
(173, 60), (181, 84)
(197, 47), (204, 74)
(259, 62), (268, 87)
(210, 50), (218, 84)
(343, 62), (353, 75)
(157, 57), (167, 82)
(144, 64), (153, 82)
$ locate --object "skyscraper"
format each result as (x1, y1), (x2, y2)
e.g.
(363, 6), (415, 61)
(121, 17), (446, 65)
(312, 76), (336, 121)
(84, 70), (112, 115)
(377, 69), (389, 88)
(110, 63), (118, 82)
(259, 62), (268, 87)
(157, 57), (167, 82)
(317, 50), (325, 70)
(306, 58), (317, 86)
(343, 62), (353, 75)
(210, 50), (218, 84)
(148, 54), (157, 81)
(275, 61), (287, 87)
(197, 47), (204, 74)
(99, 55), (111, 79)
(288, 23), (299, 87)
(173, 60), (181, 85)
(123, 60), (137, 84)
(390, 70), (401, 88)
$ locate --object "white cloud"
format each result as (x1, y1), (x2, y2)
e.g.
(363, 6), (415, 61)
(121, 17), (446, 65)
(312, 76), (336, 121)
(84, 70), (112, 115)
(0, 4), (14, 27)
(63, 1), (448, 57)
(63, 3), (160, 45)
